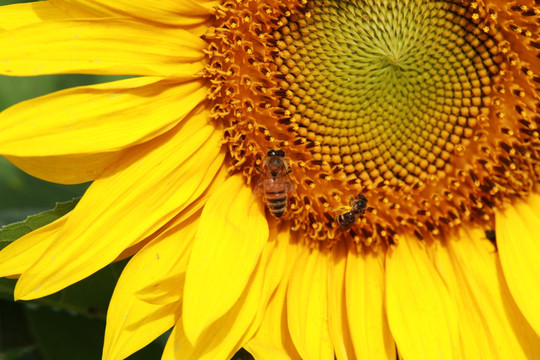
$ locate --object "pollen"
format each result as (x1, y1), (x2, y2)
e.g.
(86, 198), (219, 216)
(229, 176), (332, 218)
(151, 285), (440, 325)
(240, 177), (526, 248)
(205, 0), (540, 247)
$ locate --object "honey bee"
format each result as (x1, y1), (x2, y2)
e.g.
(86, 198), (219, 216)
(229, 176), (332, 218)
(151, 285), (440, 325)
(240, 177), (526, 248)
(336, 194), (367, 231)
(255, 149), (294, 218)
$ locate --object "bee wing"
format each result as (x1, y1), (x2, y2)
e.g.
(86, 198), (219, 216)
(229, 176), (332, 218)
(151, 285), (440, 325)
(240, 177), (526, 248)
(285, 175), (296, 195)
(332, 206), (350, 216)
(254, 176), (266, 196)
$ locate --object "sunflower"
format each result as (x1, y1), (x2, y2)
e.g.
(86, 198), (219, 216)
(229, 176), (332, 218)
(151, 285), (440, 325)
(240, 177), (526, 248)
(1, 0), (540, 359)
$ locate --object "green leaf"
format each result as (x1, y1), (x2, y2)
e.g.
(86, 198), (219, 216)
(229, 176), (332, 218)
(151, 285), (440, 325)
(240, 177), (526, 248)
(0, 198), (80, 251)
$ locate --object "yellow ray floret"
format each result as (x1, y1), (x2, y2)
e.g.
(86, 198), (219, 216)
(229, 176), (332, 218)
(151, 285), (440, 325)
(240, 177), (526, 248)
(0, 77), (207, 157)
(345, 249), (395, 359)
(0, 2), (72, 31)
(170, 236), (275, 359)
(287, 246), (333, 360)
(244, 232), (301, 360)
(49, 0), (218, 27)
(326, 244), (355, 360)
(182, 175), (268, 344)
(443, 227), (540, 359)
(103, 215), (200, 360)
(497, 193), (540, 338)
(0, 19), (206, 76)
(386, 238), (460, 359)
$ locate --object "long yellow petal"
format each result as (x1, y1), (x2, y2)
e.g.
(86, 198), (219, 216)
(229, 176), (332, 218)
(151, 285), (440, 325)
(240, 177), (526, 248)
(244, 231), (301, 360)
(497, 193), (540, 338)
(346, 249), (395, 360)
(148, 160), (230, 237)
(287, 246), (334, 360)
(0, 19), (206, 76)
(0, 2), (71, 31)
(386, 238), (460, 360)
(442, 227), (540, 359)
(103, 215), (199, 360)
(5, 152), (122, 184)
(14, 113), (224, 300)
(0, 77), (206, 157)
(135, 272), (184, 306)
(133, 164), (230, 307)
(327, 243), (355, 360)
(182, 175), (268, 344)
(238, 226), (292, 346)
(109, 162), (228, 301)
(50, 0), (218, 26)
(0, 215), (68, 278)
(165, 237), (275, 360)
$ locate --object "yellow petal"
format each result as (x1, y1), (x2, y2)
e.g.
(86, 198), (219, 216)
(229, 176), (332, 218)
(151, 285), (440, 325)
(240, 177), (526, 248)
(327, 243), (355, 360)
(136, 272), (184, 306)
(244, 231), (301, 360)
(0, 215), (68, 278)
(287, 246), (333, 360)
(50, 0), (218, 26)
(5, 152), (122, 184)
(346, 248), (395, 360)
(165, 237), (276, 360)
(386, 238), (460, 360)
(0, 77), (206, 157)
(0, 2), (71, 31)
(0, 19), (206, 76)
(182, 175), (268, 344)
(238, 226), (292, 344)
(156, 160), (230, 231)
(497, 193), (540, 338)
(103, 215), (199, 360)
(441, 227), (540, 359)
(113, 237), (151, 263)
(14, 113), (224, 300)
(117, 165), (230, 306)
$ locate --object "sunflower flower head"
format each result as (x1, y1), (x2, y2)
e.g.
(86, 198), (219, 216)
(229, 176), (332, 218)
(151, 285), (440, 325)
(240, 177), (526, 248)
(0, 0), (539, 360)
(209, 0), (539, 247)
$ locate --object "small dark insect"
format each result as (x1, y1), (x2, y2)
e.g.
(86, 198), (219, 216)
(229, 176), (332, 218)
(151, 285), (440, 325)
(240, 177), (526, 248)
(336, 194), (368, 231)
(255, 149), (294, 218)
(485, 229), (497, 250)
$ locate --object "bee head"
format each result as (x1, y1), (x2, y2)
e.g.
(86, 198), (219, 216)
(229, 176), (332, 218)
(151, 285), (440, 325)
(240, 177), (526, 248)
(267, 149), (285, 157)
(264, 149), (287, 176)
(351, 194), (367, 213)
(267, 156), (285, 176)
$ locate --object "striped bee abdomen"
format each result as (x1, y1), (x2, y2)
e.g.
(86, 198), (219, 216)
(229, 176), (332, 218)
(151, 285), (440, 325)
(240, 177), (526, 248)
(265, 190), (288, 218)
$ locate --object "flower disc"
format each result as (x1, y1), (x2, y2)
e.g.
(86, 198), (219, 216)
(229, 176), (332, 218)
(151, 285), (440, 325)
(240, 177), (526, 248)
(206, 0), (540, 246)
